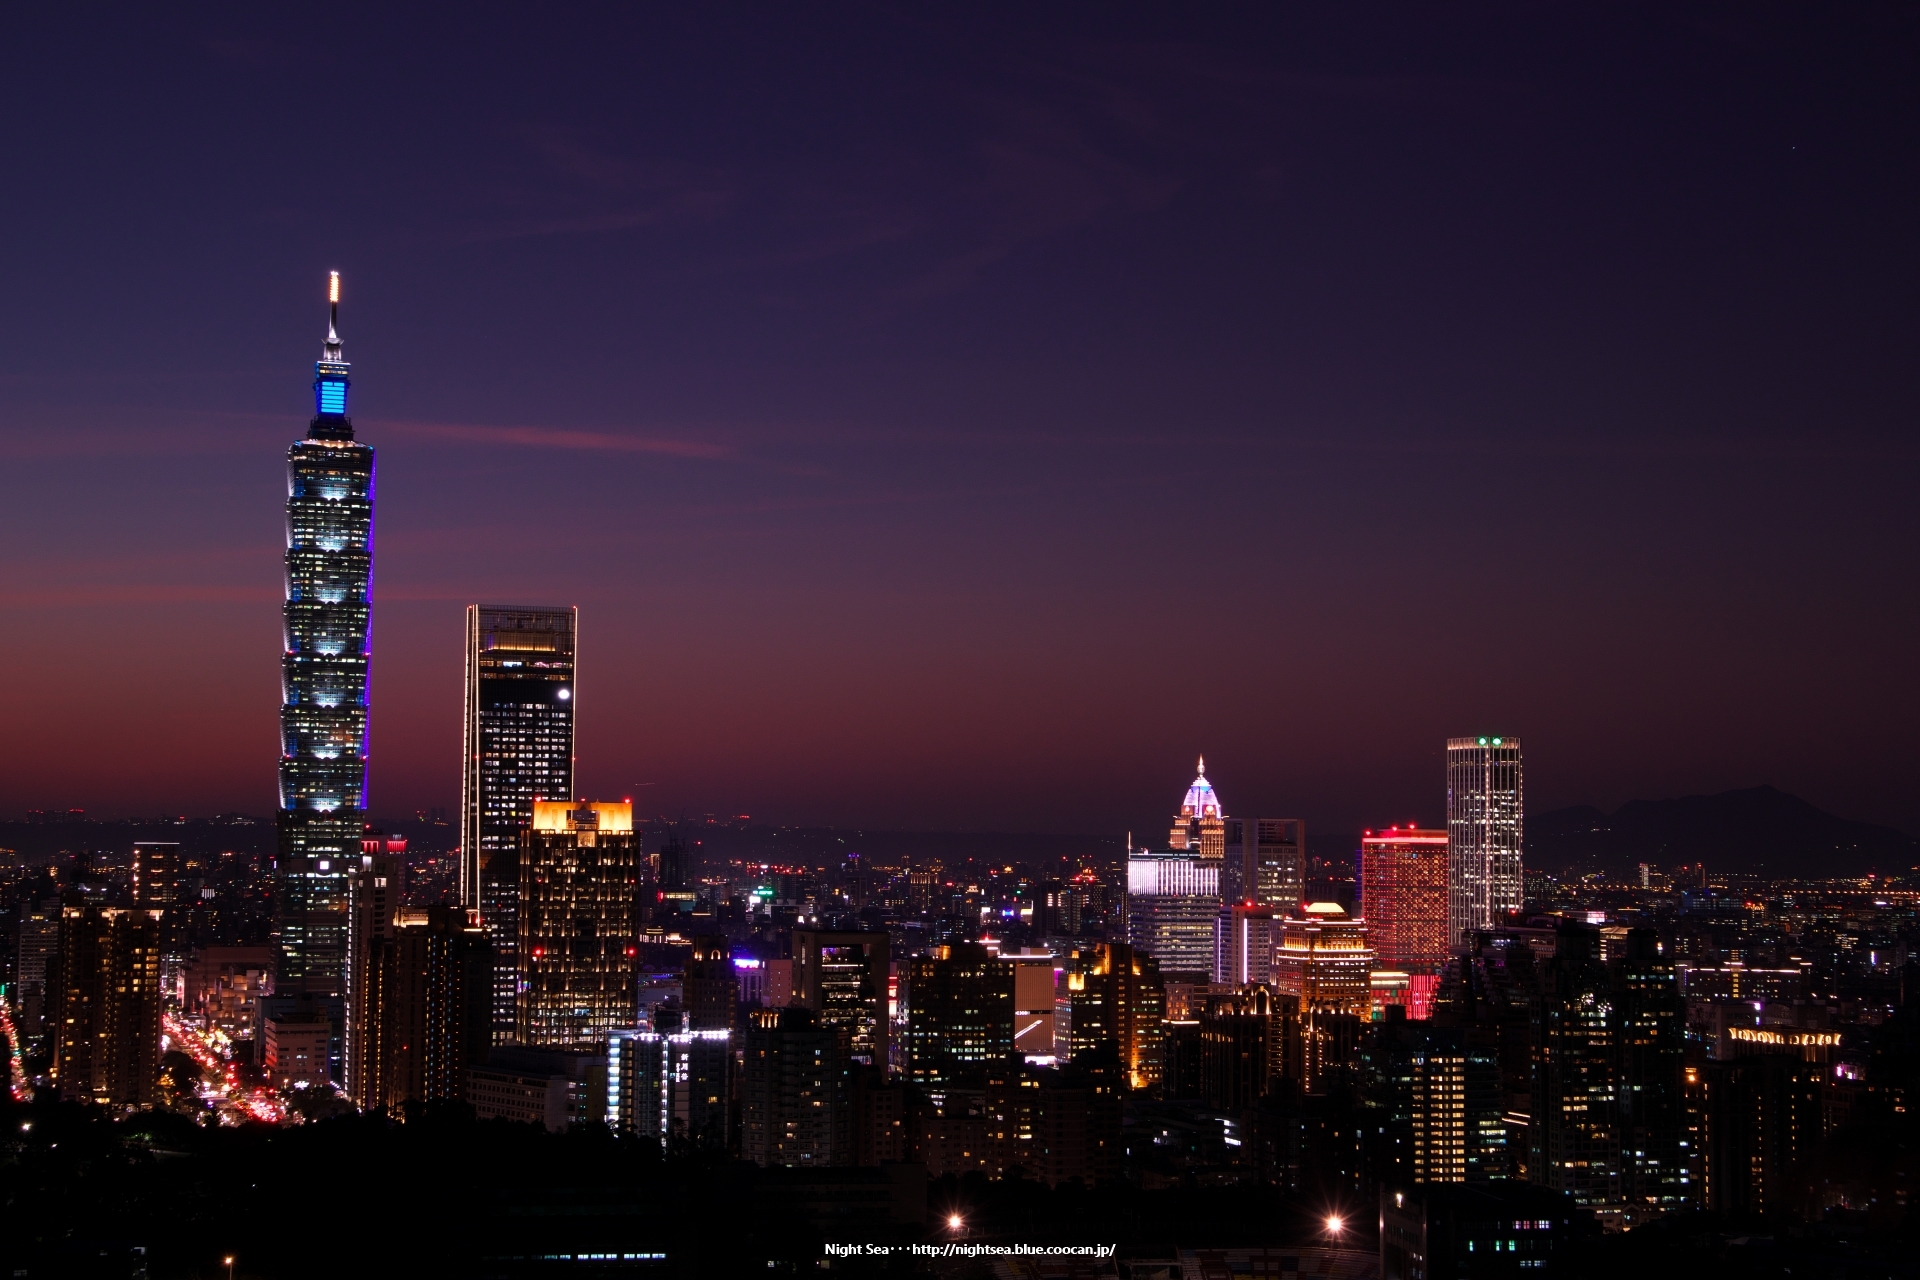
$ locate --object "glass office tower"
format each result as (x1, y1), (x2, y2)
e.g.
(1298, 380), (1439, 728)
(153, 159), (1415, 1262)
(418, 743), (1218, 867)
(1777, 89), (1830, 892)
(461, 604), (577, 1042)
(275, 273), (375, 998)
(517, 801), (639, 1047)
(1446, 736), (1524, 951)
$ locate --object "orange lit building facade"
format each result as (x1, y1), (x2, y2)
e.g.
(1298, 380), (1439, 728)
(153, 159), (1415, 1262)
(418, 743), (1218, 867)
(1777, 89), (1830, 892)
(1272, 903), (1374, 1090)
(518, 801), (641, 1047)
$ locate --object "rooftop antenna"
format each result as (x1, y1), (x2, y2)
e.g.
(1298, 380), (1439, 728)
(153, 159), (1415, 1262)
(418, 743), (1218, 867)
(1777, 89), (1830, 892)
(324, 271), (343, 359)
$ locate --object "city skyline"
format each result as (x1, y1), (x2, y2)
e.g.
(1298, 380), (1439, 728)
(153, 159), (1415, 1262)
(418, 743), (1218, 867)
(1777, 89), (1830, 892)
(5, 9), (1919, 1276)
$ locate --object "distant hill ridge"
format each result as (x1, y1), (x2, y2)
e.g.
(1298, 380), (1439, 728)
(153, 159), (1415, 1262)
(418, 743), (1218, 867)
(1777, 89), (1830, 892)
(1527, 785), (1920, 879)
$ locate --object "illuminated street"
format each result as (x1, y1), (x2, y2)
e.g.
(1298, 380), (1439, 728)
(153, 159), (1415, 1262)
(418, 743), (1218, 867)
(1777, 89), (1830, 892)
(162, 1013), (283, 1124)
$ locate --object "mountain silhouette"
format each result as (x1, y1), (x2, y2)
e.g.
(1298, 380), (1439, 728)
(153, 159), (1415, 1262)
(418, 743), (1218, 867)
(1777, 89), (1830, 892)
(1526, 786), (1919, 879)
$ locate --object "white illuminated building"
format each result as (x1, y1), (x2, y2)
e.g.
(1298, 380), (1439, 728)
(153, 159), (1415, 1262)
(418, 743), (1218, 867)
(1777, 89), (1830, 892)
(1127, 763), (1229, 978)
(1446, 735), (1525, 949)
(607, 1027), (732, 1145)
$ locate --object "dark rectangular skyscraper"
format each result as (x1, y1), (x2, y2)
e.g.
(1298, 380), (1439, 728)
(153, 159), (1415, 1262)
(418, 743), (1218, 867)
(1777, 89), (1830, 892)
(1223, 817), (1304, 909)
(461, 604), (577, 1042)
(276, 273), (374, 1000)
(52, 905), (163, 1107)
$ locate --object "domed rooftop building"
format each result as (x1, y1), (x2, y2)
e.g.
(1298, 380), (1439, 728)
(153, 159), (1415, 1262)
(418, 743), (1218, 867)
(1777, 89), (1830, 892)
(1168, 757), (1228, 861)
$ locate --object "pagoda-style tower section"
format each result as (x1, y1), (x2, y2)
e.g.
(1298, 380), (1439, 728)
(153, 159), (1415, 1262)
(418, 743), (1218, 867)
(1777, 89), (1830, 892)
(275, 271), (376, 1000)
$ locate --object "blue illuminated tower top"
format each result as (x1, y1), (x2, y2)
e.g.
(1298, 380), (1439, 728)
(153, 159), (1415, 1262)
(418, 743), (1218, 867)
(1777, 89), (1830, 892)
(311, 270), (353, 440)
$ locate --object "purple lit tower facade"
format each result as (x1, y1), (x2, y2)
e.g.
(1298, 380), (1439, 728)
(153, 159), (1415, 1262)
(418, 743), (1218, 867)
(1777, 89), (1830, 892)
(274, 272), (376, 999)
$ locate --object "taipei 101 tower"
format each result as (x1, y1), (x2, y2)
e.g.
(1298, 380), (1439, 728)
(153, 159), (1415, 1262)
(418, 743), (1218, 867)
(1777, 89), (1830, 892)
(274, 272), (375, 999)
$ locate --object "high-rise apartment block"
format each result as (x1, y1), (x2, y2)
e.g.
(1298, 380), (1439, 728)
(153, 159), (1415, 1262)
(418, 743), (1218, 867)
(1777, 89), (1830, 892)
(903, 943), (1015, 1087)
(683, 935), (738, 1033)
(276, 274), (375, 998)
(344, 831), (406, 1097)
(348, 906), (492, 1112)
(462, 604), (577, 1042)
(1612, 931), (1687, 1214)
(131, 842), (181, 910)
(1361, 1010), (1505, 1186)
(1223, 903), (1280, 987)
(1695, 1052), (1825, 1217)
(1360, 826), (1450, 979)
(742, 1007), (852, 1167)
(517, 801), (641, 1047)
(14, 897), (60, 1042)
(51, 904), (163, 1106)
(790, 929), (890, 1067)
(1529, 924), (1687, 1220)
(1198, 984), (1301, 1110)
(1446, 736), (1523, 950)
(1067, 943), (1167, 1092)
(607, 1027), (732, 1147)
(1006, 949), (1059, 1061)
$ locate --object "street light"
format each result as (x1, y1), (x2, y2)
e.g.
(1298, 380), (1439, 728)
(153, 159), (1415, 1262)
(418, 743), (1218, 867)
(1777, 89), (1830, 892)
(224, 1255), (235, 1280)
(1325, 1215), (1344, 1235)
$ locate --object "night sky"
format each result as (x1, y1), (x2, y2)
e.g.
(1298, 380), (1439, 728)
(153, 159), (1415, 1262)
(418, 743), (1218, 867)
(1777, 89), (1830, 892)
(1, 6), (1915, 841)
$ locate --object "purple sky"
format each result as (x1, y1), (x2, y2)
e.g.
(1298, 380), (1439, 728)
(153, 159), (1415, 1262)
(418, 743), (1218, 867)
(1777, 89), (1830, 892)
(1, 6), (1916, 841)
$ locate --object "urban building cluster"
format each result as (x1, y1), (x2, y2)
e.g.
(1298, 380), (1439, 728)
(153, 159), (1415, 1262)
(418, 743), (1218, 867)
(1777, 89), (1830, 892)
(3, 284), (1917, 1272)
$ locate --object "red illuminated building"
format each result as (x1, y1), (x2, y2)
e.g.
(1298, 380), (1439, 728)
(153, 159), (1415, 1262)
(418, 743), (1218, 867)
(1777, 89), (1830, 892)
(1359, 827), (1449, 1017)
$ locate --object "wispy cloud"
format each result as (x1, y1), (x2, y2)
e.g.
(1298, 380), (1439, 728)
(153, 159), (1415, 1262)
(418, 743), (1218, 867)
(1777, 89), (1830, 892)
(1, 584), (274, 608)
(368, 419), (736, 460)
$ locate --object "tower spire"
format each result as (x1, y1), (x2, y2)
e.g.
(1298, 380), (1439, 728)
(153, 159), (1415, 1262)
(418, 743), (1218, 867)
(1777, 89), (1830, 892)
(324, 270), (343, 360)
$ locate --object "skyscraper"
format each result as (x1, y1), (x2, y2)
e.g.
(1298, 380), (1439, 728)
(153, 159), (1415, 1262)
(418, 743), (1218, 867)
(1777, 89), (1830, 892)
(903, 943), (1015, 1087)
(353, 906), (492, 1112)
(461, 604), (578, 1042)
(51, 905), (163, 1106)
(1612, 930), (1687, 1214)
(1223, 817), (1305, 910)
(742, 1007), (852, 1167)
(1067, 943), (1167, 1092)
(517, 800), (641, 1047)
(683, 935), (739, 1033)
(790, 929), (891, 1067)
(1222, 902), (1279, 987)
(1198, 984), (1301, 1110)
(1531, 923), (1621, 1211)
(1167, 757), (1227, 860)
(130, 842), (181, 910)
(1124, 848), (1220, 979)
(1006, 949), (1059, 1061)
(344, 832), (406, 1104)
(276, 273), (375, 998)
(1445, 736), (1524, 951)
(1271, 902), (1375, 1091)
(607, 1026), (732, 1146)
(1360, 1010), (1505, 1186)
(1360, 826), (1450, 978)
